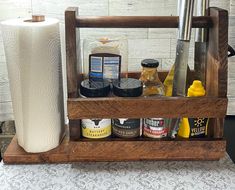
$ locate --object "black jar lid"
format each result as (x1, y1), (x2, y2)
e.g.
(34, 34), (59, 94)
(141, 59), (159, 68)
(112, 78), (143, 97)
(80, 79), (110, 97)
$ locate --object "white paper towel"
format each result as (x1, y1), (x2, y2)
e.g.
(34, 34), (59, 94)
(1, 18), (65, 153)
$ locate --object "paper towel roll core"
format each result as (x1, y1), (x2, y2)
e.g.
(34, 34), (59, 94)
(24, 15), (45, 22)
(1, 17), (65, 153)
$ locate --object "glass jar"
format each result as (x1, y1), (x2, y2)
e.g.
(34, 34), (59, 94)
(112, 78), (143, 138)
(79, 79), (111, 139)
(83, 37), (128, 81)
(139, 59), (168, 138)
(139, 59), (165, 96)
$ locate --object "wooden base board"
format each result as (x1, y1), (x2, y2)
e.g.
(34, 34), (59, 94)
(3, 134), (226, 164)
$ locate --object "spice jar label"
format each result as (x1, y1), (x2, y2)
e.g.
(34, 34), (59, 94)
(143, 118), (168, 138)
(188, 118), (208, 137)
(82, 119), (111, 139)
(112, 119), (141, 138)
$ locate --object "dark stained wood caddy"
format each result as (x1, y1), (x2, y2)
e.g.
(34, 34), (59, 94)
(3, 6), (228, 163)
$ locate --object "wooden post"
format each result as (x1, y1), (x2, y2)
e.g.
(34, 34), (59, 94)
(65, 7), (81, 140)
(206, 7), (228, 138)
(65, 7), (79, 98)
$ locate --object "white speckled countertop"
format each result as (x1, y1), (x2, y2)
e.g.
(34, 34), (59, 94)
(0, 154), (235, 190)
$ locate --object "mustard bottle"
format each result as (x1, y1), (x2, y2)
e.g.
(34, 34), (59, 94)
(177, 80), (209, 138)
(163, 65), (174, 97)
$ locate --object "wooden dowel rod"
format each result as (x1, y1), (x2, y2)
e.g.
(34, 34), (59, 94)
(76, 16), (212, 28)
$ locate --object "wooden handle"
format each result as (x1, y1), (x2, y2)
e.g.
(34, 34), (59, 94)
(75, 16), (212, 28)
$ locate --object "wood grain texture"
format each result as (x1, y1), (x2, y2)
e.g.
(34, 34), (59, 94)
(3, 135), (226, 164)
(207, 118), (225, 138)
(206, 7), (228, 98)
(69, 119), (81, 141)
(65, 7), (79, 98)
(206, 8), (228, 138)
(76, 16), (213, 28)
(68, 97), (227, 119)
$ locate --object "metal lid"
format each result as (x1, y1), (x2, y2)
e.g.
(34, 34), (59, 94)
(113, 78), (143, 97)
(141, 59), (159, 68)
(80, 79), (110, 97)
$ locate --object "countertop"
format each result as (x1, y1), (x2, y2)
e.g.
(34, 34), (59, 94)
(0, 154), (235, 190)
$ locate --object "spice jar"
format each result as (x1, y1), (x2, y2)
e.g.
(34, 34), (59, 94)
(80, 79), (111, 139)
(112, 78), (143, 138)
(139, 59), (168, 138)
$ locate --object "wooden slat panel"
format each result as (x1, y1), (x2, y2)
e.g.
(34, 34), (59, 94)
(68, 97), (227, 119)
(3, 135), (226, 164)
(76, 16), (213, 28)
(206, 8), (228, 138)
(69, 119), (81, 141)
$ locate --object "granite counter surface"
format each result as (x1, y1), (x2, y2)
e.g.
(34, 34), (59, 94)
(0, 154), (235, 190)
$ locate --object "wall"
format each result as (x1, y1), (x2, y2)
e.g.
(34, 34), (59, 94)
(0, 0), (235, 121)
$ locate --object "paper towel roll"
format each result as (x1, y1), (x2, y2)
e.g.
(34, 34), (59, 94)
(1, 17), (65, 153)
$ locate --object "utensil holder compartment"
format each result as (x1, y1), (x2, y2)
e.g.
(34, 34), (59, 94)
(65, 7), (228, 161)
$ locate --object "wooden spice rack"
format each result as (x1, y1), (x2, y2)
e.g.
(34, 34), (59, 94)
(3, 6), (228, 164)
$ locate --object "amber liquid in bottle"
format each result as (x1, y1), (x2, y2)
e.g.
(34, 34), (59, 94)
(139, 59), (168, 138)
(140, 67), (165, 96)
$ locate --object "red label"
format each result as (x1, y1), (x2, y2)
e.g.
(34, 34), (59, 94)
(143, 118), (168, 138)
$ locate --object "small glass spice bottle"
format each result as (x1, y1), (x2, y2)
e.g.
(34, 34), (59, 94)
(112, 78), (143, 138)
(80, 79), (111, 139)
(139, 59), (168, 138)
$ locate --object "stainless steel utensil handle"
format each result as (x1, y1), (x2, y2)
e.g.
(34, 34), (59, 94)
(178, 0), (195, 41)
(195, 0), (209, 42)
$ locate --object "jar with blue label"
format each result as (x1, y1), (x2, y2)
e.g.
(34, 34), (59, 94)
(83, 37), (128, 81)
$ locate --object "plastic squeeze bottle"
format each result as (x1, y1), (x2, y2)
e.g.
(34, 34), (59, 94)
(163, 64), (174, 97)
(177, 80), (209, 138)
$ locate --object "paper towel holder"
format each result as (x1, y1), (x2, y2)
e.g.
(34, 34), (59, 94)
(24, 15), (45, 22)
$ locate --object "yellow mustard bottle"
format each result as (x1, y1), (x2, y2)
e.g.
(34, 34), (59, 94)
(177, 80), (208, 138)
(163, 65), (174, 97)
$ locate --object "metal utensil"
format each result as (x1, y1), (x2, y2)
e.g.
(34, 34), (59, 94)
(228, 45), (235, 57)
(194, 0), (209, 86)
(169, 0), (194, 138)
